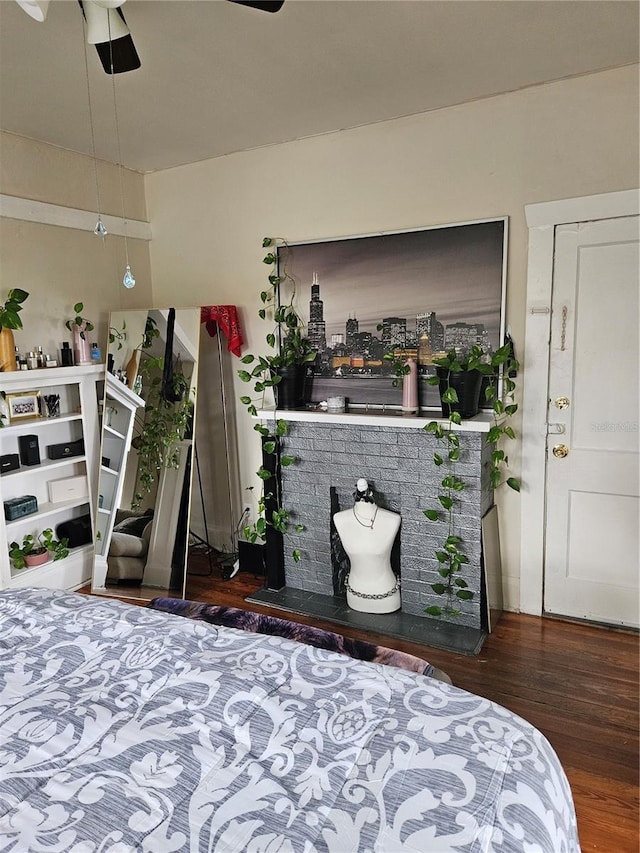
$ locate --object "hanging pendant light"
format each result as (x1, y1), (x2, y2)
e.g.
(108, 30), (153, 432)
(81, 21), (107, 239)
(106, 14), (136, 288)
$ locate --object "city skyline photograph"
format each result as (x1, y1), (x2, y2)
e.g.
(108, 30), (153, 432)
(285, 218), (507, 344)
(279, 218), (507, 408)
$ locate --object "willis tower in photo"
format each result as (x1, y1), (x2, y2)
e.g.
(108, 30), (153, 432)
(307, 272), (326, 352)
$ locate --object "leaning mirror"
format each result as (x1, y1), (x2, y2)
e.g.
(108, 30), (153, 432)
(92, 308), (200, 600)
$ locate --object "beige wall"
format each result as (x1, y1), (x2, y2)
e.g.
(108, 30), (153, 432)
(144, 65), (639, 611)
(0, 132), (152, 359)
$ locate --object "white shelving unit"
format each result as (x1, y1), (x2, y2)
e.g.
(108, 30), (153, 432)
(93, 373), (144, 588)
(0, 364), (103, 591)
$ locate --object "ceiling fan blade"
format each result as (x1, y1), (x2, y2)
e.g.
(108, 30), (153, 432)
(94, 32), (141, 75)
(79, 1), (140, 74)
(228, 1), (285, 13)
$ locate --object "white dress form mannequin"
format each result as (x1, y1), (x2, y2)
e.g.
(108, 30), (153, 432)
(333, 479), (401, 614)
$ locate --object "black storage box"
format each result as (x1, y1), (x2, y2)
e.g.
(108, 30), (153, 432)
(4, 495), (38, 521)
(47, 438), (85, 460)
(18, 434), (40, 466)
(0, 454), (20, 475)
(56, 514), (92, 548)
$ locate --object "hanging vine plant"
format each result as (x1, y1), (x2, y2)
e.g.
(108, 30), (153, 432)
(130, 316), (192, 509)
(423, 342), (520, 618)
(132, 358), (193, 508)
(238, 237), (314, 561)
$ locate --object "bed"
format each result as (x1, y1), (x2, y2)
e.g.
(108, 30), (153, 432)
(0, 587), (580, 852)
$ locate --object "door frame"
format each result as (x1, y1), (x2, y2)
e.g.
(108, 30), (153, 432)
(520, 189), (639, 616)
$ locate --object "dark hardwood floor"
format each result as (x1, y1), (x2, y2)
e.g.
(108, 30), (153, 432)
(95, 557), (640, 852)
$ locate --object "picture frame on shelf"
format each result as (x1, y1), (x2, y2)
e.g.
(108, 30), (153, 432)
(6, 390), (41, 423)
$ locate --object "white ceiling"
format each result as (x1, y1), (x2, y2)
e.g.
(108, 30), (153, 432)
(1, 0), (638, 174)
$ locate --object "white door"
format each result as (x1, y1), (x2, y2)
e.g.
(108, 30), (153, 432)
(544, 216), (639, 627)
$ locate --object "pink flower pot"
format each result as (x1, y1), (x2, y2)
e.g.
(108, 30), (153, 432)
(25, 549), (49, 567)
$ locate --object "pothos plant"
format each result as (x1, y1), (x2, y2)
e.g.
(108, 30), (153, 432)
(237, 237), (315, 561)
(132, 360), (193, 508)
(130, 318), (191, 508)
(0, 289), (29, 331)
(423, 342), (520, 618)
(108, 320), (127, 351)
(65, 303), (95, 339)
(9, 528), (69, 569)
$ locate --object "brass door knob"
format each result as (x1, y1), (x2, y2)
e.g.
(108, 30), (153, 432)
(555, 396), (570, 409)
(552, 444), (569, 458)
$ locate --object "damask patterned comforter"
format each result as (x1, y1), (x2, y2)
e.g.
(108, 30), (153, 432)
(0, 588), (580, 853)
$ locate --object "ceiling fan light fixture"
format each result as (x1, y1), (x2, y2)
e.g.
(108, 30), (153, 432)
(79, 0), (140, 74)
(15, 0), (50, 22)
(83, 0), (128, 44)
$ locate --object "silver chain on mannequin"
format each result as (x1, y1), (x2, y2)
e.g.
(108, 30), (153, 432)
(345, 576), (400, 599)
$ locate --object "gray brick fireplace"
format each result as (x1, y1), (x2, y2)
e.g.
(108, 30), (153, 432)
(247, 408), (496, 652)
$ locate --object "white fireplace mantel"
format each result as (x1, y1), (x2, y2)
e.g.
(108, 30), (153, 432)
(256, 407), (495, 432)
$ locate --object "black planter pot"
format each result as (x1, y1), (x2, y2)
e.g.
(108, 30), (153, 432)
(274, 364), (308, 410)
(437, 367), (482, 420)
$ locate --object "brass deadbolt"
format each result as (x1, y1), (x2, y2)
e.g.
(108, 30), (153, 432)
(552, 444), (569, 458)
(555, 396), (570, 409)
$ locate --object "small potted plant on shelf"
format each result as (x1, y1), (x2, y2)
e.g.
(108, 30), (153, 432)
(237, 237), (313, 562)
(422, 341), (520, 619)
(238, 237), (316, 412)
(0, 288), (29, 371)
(66, 302), (95, 365)
(431, 346), (485, 420)
(8, 528), (69, 569)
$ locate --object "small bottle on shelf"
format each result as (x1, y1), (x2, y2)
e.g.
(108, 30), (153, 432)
(61, 342), (74, 366)
(90, 342), (102, 362)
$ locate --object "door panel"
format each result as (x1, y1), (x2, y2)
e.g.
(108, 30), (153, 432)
(544, 216), (639, 627)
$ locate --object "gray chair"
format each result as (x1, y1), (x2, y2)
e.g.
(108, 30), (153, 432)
(106, 510), (154, 583)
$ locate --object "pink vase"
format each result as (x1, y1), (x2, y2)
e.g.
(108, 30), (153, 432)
(73, 325), (92, 365)
(401, 357), (419, 413)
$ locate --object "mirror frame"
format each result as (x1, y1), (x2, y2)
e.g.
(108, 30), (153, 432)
(92, 308), (200, 601)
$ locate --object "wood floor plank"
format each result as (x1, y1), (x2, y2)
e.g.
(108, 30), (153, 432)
(568, 768), (639, 852)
